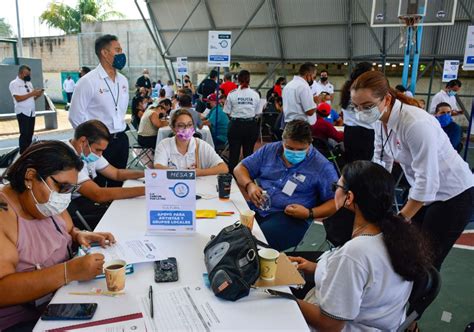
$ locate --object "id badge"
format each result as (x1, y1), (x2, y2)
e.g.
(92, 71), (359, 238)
(282, 180), (297, 197)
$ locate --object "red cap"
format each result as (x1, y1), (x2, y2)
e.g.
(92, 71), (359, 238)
(317, 102), (331, 117)
(205, 93), (217, 102)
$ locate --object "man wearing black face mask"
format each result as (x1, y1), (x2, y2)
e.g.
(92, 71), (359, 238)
(312, 70), (334, 104)
(282, 62), (317, 127)
(69, 34), (130, 187)
(9, 65), (44, 154)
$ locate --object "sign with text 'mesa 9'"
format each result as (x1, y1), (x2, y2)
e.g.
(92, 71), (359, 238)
(145, 169), (196, 235)
(208, 31), (231, 67)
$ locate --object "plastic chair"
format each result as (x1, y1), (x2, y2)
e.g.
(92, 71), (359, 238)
(397, 266), (442, 332)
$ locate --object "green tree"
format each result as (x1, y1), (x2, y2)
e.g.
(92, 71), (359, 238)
(40, 0), (124, 34)
(0, 17), (13, 38)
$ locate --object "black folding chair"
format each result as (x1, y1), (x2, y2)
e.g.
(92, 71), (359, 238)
(312, 138), (345, 176)
(397, 266), (442, 332)
(127, 122), (154, 168)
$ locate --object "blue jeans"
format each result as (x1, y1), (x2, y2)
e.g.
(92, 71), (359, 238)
(256, 211), (312, 251)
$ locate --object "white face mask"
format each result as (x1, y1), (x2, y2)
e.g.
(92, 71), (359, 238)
(31, 177), (72, 217)
(355, 104), (385, 125)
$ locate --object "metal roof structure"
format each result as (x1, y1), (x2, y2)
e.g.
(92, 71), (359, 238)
(135, 0), (473, 80)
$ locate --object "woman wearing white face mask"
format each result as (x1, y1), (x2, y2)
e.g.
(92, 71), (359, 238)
(0, 141), (115, 331)
(350, 70), (474, 271)
(154, 109), (229, 176)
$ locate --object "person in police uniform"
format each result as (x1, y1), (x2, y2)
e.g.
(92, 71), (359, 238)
(224, 70), (261, 173)
(69, 34), (129, 187)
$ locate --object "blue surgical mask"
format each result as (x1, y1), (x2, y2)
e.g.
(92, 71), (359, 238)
(447, 90), (456, 97)
(437, 113), (452, 128)
(81, 141), (100, 164)
(112, 53), (127, 70)
(283, 147), (307, 165)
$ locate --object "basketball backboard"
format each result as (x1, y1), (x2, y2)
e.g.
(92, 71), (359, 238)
(370, 0), (458, 27)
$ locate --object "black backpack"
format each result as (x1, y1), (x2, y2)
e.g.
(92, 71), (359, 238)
(0, 147), (19, 168)
(204, 221), (267, 301)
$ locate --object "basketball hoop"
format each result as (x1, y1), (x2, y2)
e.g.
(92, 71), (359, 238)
(399, 14), (423, 48)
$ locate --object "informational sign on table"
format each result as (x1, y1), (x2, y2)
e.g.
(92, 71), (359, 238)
(463, 25), (474, 71)
(442, 60), (460, 82)
(145, 169), (196, 235)
(177, 57), (188, 75)
(208, 31), (231, 67)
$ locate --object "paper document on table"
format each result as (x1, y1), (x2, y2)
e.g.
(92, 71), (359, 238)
(138, 286), (223, 331)
(80, 236), (167, 264)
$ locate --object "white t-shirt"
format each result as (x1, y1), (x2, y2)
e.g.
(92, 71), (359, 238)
(312, 234), (412, 331)
(282, 75), (316, 125)
(154, 137), (223, 170)
(223, 87), (260, 119)
(342, 105), (376, 130)
(68, 63), (129, 133)
(311, 80), (334, 96)
(374, 99), (474, 202)
(9, 77), (35, 116)
(164, 85), (174, 99)
(429, 89), (459, 114)
(63, 79), (76, 93)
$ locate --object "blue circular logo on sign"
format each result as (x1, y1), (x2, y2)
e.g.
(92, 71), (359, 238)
(169, 182), (190, 198)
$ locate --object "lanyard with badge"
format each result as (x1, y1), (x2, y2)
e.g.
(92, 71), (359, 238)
(282, 173), (306, 197)
(103, 78), (123, 130)
(377, 103), (403, 167)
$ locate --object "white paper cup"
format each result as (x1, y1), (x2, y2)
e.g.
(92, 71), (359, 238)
(258, 248), (280, 280)
(240, 210), (256, 230)
(104, 259), (126, 292)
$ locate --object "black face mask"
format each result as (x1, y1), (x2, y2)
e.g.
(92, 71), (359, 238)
(24, 75), (31, 82)
(307, 79), (313, 87)
(320, 76), (328, 82)
(323, 206), (355, 248)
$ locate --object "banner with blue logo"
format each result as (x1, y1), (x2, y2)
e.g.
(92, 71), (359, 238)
(145, 169), (196, 235)
(208, 31), (231, 67)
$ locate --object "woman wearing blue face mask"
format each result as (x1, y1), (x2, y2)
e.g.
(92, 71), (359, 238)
(0, 141), (115, 331)
(350, 71), (473, 271)
(434, 102), (462, 152)
(234, 120), (338, 251)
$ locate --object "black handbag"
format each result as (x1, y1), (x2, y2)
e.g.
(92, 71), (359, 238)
(204, 221), (266, 301)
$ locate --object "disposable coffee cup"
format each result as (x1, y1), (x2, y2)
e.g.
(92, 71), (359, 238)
(217, 173), (233, 200)
(258, 248), (279, 281)
(104, 259), (126, 292)
(240, 210), (255, 230)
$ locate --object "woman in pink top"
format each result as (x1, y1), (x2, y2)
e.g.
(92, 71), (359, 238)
(0, 141), (115, 331)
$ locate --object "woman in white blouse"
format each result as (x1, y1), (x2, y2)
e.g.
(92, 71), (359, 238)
(290, 161), (432, 331)
(350, 70), (473, 270)
(154, 109), (228, 176)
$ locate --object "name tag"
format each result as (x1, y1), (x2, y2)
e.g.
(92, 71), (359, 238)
(282, 180), (297, 197)
(294, 174), (306, 183)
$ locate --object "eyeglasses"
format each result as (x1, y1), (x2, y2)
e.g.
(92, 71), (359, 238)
(24, 85), (30, 93)
(350, 98), (383, 112)
(175, 123), (194, 130)
(331, 182), (347, 192)
(50, 176), (81, 194)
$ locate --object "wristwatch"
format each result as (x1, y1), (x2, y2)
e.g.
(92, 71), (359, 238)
(308, 208), (314, 220)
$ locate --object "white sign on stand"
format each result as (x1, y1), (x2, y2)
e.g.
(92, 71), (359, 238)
(208, 31), (231, 67)
(177, 57), (188, 75)
(442, 60), (460, 82)
(463, 25), (474, 71)
(145, 169), (196, 235)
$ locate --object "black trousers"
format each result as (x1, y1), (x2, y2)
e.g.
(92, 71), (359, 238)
(412, 186), (474, 270)
(16, 113), (35, 154)
(344, 125), (374, 163)
(95, 131), (129, 187)
(66, 92), (73, 103)
(137, 135), (157, 149)
(67, 196), (110, 231)
(227, 119), (259, 173)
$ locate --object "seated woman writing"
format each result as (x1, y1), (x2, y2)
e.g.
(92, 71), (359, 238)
(289, 160), (432, 331)
(137, 103), (169, 148)
(154, 109), (228, 176)
(0, 141), (115, 331)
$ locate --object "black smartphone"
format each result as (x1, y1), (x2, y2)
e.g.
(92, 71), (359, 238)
(154, 257), (179, 282)
(41, 303), (98, 321)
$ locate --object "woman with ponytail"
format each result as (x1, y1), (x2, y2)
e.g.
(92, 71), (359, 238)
(350, 70), (473, 271)
(290, 161), (432, 331)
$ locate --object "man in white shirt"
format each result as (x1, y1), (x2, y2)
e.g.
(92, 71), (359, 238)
(163, 80), (175, 99)
(429, 79), (462, 114)
(66, 120), (145, 230)
(63, 75), (76, 104)
(282, 62), (317, 125)
(311, 70), (335, 104)
(69, 34), (130, 187)
(9, 65), (44, 154)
